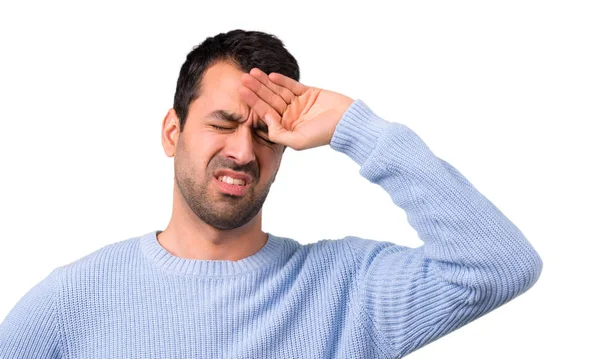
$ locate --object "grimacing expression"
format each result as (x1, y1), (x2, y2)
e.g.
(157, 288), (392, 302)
(174, 62), (285, 230)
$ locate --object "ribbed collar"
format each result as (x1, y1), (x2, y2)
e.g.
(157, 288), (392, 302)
(138, 230), (284, 277)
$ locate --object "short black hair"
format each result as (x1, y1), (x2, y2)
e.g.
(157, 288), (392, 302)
(173, 29), (300, 132)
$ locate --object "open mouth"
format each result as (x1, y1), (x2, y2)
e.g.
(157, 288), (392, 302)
(212, 175), (251, 196)
(216, 175), (247, 186)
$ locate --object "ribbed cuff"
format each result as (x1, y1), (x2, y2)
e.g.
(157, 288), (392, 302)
(329, 99), (392, 166)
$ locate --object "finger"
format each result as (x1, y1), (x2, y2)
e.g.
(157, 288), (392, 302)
(267, 72), (306, 96)
(249, 68), (296, 104)
(238, 86), (281, 126)
(240, 73), (288, 115)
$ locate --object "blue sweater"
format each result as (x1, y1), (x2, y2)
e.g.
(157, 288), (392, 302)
(0, 100), (543, 358)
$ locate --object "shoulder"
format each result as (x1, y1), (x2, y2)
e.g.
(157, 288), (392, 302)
(324, 236), (413, 272)
(321, 235), (407, 254)
(56, 231), (148, 279)
(292, 235), (410, 267)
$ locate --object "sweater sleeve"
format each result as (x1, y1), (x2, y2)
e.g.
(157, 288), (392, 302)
(330, 99), (543, 358)
(0, 268), (63, 358)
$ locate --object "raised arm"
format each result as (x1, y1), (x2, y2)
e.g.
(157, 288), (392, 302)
(330, 99), (543, 357)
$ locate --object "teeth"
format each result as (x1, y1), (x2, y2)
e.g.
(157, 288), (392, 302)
(218, 175), (246, 186)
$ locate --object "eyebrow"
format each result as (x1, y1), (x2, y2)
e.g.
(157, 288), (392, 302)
(207, 109), (269, 133)
(207, 110), (244, 123)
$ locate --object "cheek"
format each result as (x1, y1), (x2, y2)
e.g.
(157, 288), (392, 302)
(174, 142), (195, 179)
(175, 136), (215, 179)
(190, 132), (223, 159)
(256, 150), (282, 182)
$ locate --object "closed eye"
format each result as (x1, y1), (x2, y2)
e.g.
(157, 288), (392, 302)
(210, 124), (276, 145)
(210, 125), (230, 130)
(261, 137), (277, 145)
(255, 131), (276, 145)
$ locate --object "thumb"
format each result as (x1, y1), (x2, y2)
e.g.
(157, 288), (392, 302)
(264, 113), (279, 128)
(264, 113), (297, 148)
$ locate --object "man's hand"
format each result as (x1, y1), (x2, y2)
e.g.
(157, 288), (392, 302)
(239, 68), (354, 151)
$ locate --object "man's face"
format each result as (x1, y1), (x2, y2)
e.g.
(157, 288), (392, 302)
(173, 61), (285, 230)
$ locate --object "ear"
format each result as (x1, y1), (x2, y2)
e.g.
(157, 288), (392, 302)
(161, 108), (180, 157)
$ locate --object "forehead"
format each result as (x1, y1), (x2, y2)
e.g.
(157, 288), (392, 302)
(191, 61), (252, 119)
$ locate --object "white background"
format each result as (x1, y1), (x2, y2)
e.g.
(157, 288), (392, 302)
(1, 0), (598, 357)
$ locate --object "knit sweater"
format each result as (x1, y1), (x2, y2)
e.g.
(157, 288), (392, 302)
(0, 99), (543, 359)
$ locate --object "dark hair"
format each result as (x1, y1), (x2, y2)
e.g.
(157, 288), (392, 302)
(173, 29), (300, 132)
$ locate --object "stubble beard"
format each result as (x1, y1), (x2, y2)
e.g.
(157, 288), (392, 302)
(175, 166), (274, 231)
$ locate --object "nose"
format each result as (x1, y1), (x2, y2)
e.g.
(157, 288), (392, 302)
(223, 125), (256, 165)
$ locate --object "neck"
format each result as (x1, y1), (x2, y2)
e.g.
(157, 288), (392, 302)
(157, 186), (268, 261)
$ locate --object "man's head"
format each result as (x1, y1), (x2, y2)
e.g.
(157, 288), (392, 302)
(161, 29), (300, 230)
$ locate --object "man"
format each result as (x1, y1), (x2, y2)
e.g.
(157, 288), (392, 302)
(0, 29), (543, 358)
